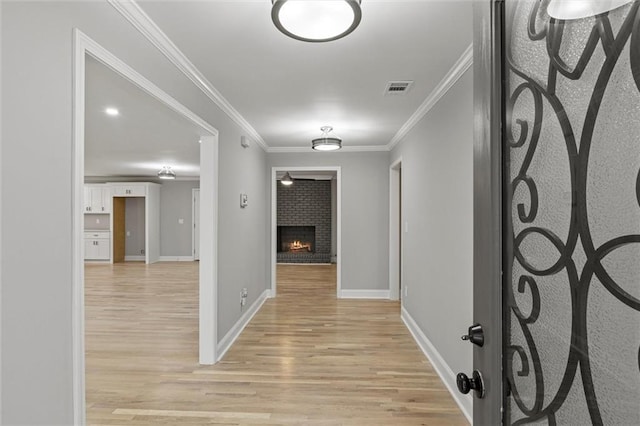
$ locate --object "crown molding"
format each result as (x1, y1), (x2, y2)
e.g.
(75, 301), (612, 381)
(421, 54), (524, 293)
(387, 43), (473, 151)
(267, 145), (390, 154)
(108, 0), (268, 151)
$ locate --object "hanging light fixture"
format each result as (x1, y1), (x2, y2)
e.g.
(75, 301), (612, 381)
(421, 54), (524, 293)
(158, 166), (176, 180)
(281, 172), (294, 186)
(312, 126), (342, 151)
(271, 0), (362, 43)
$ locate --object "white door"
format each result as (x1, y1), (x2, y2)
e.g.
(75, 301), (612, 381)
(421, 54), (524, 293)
(193, 189), (200, 261)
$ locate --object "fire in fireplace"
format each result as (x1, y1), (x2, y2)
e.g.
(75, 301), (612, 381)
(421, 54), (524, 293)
(289, 240), (312, 252)
(277, 226), (315, 253)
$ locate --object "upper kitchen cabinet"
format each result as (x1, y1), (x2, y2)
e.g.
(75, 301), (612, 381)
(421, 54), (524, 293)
(110, 183), (147, 197)
(84, 184), (111, 213)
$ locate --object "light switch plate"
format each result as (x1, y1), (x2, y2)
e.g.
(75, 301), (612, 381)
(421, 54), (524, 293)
(240, 193), (248, 208)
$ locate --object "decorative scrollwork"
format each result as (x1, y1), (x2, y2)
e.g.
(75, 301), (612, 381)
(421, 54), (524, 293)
(505, 1), (640, 424)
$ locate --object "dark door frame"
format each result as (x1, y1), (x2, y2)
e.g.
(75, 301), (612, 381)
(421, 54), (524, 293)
(472, 0), (504, 424)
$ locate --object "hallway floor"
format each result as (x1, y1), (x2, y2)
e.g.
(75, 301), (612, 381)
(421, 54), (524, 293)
(85, 262), (467, 425)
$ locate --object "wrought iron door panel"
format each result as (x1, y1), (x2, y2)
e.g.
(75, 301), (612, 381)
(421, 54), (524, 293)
(504, 0), (640, 424)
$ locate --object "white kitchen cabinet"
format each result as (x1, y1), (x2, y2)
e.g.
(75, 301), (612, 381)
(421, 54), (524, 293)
(84, 185), (111, 213)
(111, 184), (147, 197)
(84, 231), (110, 260)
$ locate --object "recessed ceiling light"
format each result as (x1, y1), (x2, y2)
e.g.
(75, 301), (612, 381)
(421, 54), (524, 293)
(105, 107), (119, 116)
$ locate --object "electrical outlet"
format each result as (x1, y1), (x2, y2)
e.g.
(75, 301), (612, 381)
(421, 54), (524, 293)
(241, 288), (248, 298)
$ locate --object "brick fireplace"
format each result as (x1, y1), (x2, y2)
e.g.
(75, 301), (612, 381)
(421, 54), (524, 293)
(277, 180), (331, 263)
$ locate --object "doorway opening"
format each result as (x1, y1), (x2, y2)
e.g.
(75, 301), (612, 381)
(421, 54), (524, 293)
(389, 158), (403, 301)
(270, 167), (341, 298)
(72, 30), (218, 424)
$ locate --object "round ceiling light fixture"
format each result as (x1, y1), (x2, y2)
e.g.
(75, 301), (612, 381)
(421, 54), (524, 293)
(158, 166), (176, 180)
(271, 0), (362, 43)
(312, 126), (342, 151)
(547, 0), (633, 19)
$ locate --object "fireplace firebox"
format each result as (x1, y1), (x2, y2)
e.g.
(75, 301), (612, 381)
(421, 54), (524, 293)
(277, 226), (315, 253)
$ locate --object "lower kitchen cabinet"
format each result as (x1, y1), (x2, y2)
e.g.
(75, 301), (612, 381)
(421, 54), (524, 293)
(84, 231), (110, 260)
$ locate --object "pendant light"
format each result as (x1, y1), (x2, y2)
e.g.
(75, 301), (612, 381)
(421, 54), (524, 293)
(271, 0), (362, 43)
(312, 126), (342, 151)
(158, 166), (176, 180)
(281, 172), (294, 186)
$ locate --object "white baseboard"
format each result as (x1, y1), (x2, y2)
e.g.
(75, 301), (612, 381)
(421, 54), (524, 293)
(216, 289), (270, 362)
(124, 255), (145, 261)
(339, 289), (390, 299)
(159, 256), (195, 262)
(401, 306), (472, 424)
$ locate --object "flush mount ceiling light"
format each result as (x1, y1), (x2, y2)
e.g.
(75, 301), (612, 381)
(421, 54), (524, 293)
(271, 0), (362, 43)
(281, 172), (294, 186)
(547, 0), (633, 19)
(105, 107), (119, 116)
(312, 126), (342, 151)
(158, 166), (176, 180)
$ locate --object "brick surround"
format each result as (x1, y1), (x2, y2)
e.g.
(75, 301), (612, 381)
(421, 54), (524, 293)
(277, 180), (332, 263)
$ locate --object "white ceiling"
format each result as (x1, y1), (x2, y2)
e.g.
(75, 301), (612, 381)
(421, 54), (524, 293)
(85, 56), (203, 178)
(85, 1), (473, 177)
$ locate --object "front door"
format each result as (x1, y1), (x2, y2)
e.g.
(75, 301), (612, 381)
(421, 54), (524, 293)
(472, 0), (640, 424)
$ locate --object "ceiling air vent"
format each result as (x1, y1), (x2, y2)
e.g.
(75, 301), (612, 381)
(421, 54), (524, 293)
(385, 81), (414, 95)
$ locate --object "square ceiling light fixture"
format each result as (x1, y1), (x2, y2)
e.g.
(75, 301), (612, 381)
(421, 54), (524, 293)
(271, 0), (362, 43)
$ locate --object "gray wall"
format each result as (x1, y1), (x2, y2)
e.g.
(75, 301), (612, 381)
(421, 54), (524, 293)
(159, 180), (199, 257)
(1, 2), (269, 423)
(268, 152), (389, 291)
(125, 197), (145, 257)
(390, 69), (473, 395)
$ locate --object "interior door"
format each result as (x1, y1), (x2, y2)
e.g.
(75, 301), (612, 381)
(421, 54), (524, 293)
(472, 0), (640, 424)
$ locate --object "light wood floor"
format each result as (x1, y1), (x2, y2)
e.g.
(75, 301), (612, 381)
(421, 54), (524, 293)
(85, 262), (467, 425)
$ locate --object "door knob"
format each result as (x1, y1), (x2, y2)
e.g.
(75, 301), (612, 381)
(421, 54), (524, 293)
(461, 323), (484, 347)
(456, 370), (485, 398)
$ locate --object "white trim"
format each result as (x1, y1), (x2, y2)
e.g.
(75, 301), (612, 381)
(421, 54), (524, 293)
(72, 30), (86, 426)
(389, 158), (402, 301)
(401, 307), (473, 424)
(267, 145), (389, 153)
(73, 30), (219, 424)
(271, 166), (341, 298)
(158, 256), (195, 262)
(199, 135), (218, 365)
(107, 0), (266, 151)
(339, 289), (390, 299)
(388, 44), (473, 151)
(192, 188), (200, 261)
(124, 255), (146, 262)
(216, 289), (270, 362)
